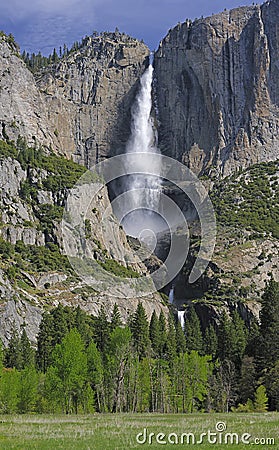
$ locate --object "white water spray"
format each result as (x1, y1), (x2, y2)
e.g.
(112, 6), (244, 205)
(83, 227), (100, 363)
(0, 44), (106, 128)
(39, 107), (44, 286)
(122, 63), (162, 238)
(169, 286), (174, 304)
(126, 64), (155, 155)
(178, 311), (185, 330)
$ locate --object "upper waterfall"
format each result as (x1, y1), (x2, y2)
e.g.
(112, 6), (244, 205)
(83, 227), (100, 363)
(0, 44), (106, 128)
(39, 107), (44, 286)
(126, 64), (155, 155)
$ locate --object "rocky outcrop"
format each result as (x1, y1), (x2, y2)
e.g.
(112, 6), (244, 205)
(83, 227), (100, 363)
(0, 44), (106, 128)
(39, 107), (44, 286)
(173, 230), (279, 304)
(0, 38), (57, 150)
(0, 32), (149, 165)
(0, 154), (167, 345)
(37, 33), (149, 165)
(154, 0), (279, 176)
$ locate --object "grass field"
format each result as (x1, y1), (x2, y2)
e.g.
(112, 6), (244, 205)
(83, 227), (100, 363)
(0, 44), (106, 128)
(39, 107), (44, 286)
(0, 413), (278, 449)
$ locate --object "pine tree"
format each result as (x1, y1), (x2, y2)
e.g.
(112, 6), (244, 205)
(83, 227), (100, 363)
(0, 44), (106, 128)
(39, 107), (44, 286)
(165, 313), (177, 362)
(52, 48), (59, 63)
(137, 357), (152, 412)
(265, 361), (279, 411)
(231, 310), (247, 368)
(238, 356), (257, 404)
(184, 306), (203, 353)
(217, 311), (235, 362)
(175, 320), (187, 354)
(158, 311), (167, 356)
(75, 306), (93, 345)
(36, 312), (54, 372)
(130, 303), (150, 359)
(246, 317), (260, 358)
(110, 303), (122, 332)
(217, 309), (247, 369)
(204, 324), (217, 359)
(258, 279), (279, 369)
(94, 305), (110, 353)
(5, 326), (22, 370)
(51, 304), (69, 346)
(149, 311), (160, 356)
(254, 385), (268, 412)
(20, 328), (35, 368)
(63, 43), (68, 56)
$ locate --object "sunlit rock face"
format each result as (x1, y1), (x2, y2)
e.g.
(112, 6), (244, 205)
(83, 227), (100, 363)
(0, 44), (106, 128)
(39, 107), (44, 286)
(154, 0), (279, 177)
(37, 33), (150, 165)
(0, 38), (56, 150)
(0, 32), (149, 164)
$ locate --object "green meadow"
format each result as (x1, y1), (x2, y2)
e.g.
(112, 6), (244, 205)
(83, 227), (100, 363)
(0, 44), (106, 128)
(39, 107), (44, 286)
(0, 413), (278, 449)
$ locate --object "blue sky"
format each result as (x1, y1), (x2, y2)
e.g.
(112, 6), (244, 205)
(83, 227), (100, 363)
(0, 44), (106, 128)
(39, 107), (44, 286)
(0, 0), (263, 55)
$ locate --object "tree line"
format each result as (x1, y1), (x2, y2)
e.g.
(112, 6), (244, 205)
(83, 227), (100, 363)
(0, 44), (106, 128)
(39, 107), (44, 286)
(21, 47), (66, 73)
(0, 279), (278, 414)
(21, 29), (135, 74)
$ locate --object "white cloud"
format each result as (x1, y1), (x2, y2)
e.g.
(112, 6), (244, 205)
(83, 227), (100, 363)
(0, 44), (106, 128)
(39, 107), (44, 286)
(1, 0), (97, 54)
(2, 0), (96, 21)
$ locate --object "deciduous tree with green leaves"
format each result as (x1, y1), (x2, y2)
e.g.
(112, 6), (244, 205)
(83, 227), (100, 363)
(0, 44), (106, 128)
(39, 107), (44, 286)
(254, 385), (268, 412)
(87, 341), (105, 412)
(106, 327), (132, 412)
(45, 329), (88, 414)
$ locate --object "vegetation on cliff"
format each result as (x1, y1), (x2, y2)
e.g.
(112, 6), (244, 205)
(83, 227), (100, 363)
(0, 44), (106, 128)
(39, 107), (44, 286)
(211, 161), (279, 238)
(0, 138), (140, 280)
(21, 30), (142, 74)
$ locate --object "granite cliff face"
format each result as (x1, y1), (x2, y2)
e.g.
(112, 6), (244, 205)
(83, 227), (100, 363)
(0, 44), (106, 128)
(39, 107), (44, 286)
(154, 0), (279, 176)
(0, 32), (149, 165)
(0, 38), (57, 150)
(37, 33), (149, 166)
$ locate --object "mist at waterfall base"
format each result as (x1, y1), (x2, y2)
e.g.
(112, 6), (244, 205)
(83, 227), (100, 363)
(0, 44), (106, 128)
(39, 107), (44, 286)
(121, 208), (167, 244)
(116, 63), (164, 245)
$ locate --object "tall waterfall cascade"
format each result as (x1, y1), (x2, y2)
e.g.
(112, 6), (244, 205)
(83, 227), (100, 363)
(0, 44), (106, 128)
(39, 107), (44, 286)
(177, 311), (185, 330)
(120, 62), (164, 241)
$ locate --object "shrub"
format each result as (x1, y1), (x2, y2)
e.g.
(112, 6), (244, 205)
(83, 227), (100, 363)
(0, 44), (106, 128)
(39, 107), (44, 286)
(97, 258), (139, 278)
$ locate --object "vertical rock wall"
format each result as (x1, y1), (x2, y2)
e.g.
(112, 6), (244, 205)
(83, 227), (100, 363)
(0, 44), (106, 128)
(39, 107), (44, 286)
(154, 0), (279, 176)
